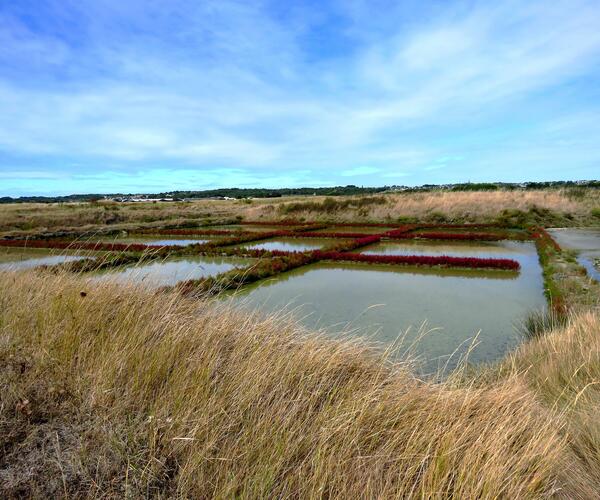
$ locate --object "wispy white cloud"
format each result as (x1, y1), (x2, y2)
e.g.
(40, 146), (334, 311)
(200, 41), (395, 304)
(341, 166), (380, 177)
(0, 0), (599, 194)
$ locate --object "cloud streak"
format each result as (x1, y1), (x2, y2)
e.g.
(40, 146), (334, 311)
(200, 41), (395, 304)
(0, 0), (599, 194)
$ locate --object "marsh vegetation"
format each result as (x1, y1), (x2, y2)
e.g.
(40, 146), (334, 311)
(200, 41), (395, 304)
(1, 189), (600, 498)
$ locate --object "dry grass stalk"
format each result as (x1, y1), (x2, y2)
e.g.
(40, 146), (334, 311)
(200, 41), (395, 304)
(1, 269), (599, 497)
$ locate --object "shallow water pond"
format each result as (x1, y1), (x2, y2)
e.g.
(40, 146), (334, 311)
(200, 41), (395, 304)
(230, 243), (545, 373)
(0, 247), (91, 270)
(98, 235), (220, 246)
(548, 228), (600, 282)
(547, 228), (600, 250)
(238, 237), (349, 252)
(93, 255), (252, 287)
(357, 239), (532, 259)
(312, 226), (397, 234)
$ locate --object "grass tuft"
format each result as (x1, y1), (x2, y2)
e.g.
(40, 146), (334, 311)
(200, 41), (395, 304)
(1, 269), (599, 497)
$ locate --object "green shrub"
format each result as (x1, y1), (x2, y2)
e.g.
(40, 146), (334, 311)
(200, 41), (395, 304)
(428, 211), (448, 223)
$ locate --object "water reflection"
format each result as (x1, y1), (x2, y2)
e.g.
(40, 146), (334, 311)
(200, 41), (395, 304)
(358, 239), (532, 259)
(230, 246), (545, 373)
(93, 255), (252, 287)
(98, 236), (215, 246)
(547, 228), (600, 250)
(239, 237), (349, 252)
(0, 248), (89, 270)
(548, 228), (600, 282)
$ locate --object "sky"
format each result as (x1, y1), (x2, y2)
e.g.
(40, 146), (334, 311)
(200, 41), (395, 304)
(1, 0), (600, 196)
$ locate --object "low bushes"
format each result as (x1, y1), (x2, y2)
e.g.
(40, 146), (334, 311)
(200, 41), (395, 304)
(321, 235), (382, 253)
(279, 196), (388, 215)
(327, 222), (404, 228)
(382, 226), (417, 238)
(240, 220), (312, 226)
(529, 227), (561, 252)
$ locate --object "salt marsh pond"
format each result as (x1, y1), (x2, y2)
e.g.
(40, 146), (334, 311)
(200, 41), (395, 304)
(548, 228), (600, 282)
(93, 255), (252, 288)
(0, 247), (91, 270)
(231, 240), (545, 372)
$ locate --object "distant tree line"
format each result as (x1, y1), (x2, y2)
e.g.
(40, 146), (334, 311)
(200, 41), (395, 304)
(156, 185), (389, 199)
(1, 181), (598, 203)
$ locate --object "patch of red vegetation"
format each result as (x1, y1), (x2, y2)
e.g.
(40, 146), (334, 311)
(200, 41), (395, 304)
(297, 231), (383, 239)
(382, 226), (417, 238)
(239, 220), (314, 226)
(390, 232), (508, 241)
(324, 222), (408, 228)
(312, 251), (521, 271)
(529, 227), (561, 252)
(324, 235), (382, 252)
(417, 223), (502, 229)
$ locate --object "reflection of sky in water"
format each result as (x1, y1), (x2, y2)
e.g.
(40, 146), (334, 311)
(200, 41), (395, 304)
(577, 252), (600, 282)
(547, 228), (600, 251)
(0, 254), (88, 270)
(359, 240), (532, 259)
(231, 243), (545, 374)
(547, 228), (600, 282)
(240, 238), (348, 252)
(99, 237), (212, 246)
(93, 256), (251, 287)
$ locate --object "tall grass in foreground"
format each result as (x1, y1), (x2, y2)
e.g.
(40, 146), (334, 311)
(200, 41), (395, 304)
(1, 270), (598, 498)
(521, 309), (569, 340)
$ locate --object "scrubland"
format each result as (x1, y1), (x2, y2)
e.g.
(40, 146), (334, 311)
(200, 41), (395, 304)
(252, 189), (600, 226)
(1, 270), (600, 498)
(1, 188), (599, 235)
(2, 189), (600, 498)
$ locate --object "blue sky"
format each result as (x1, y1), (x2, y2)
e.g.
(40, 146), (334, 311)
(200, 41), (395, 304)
(1, 0), (599, 195)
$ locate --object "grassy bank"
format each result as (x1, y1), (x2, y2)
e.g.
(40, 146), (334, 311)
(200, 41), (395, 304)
(2, 189), (598, 236)
(1, 270), (599, 498)
(254, 190), (600, 226)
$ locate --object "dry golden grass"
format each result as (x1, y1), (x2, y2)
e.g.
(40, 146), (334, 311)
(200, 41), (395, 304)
(508, 311), (600, 486)
(0, 199), (241, 234)
(2, 269), (600, 498)
(2, 188), (598, 236)
(250, 189), (599, 224)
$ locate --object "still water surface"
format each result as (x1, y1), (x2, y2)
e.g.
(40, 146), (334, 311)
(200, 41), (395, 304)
(547, 228), (600, 282)
(358, 239), (530, 258)
(231, 241), (545, 372)
(0, 248), (90, 270)
(239, 237), (349, 252)
(99, 235), (217, 246)
(93, 255), (252, 287)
